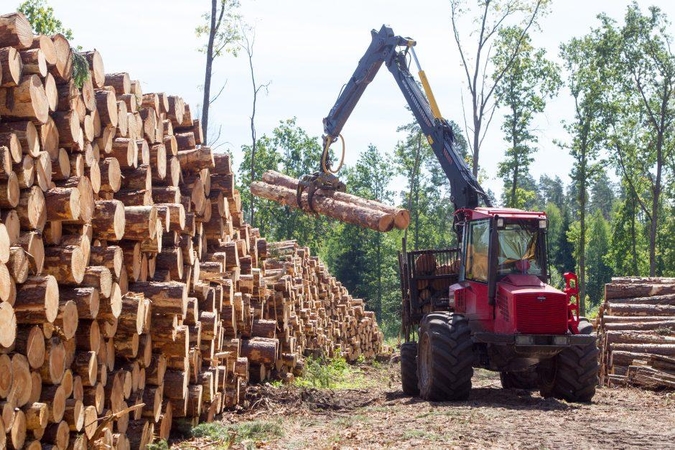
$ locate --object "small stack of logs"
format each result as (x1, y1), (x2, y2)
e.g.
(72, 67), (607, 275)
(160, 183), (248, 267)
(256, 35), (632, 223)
(251, 170), (410, 232)
(0, 11), (383, 450)
(597, 277), (675, 390)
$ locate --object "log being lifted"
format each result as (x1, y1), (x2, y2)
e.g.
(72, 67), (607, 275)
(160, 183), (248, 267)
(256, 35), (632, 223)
(262, 170), (410, 230)
(251, 171), (409, 233)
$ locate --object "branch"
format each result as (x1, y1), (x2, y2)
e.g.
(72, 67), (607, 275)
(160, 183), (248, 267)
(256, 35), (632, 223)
(209, 80), (228, 104)
(613, 138), (653, 222)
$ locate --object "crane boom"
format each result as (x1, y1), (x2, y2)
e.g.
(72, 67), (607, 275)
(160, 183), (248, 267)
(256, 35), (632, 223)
(321, 25), (491, 211)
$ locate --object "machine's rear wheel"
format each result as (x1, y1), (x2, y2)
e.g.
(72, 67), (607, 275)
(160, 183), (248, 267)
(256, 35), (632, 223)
(500, 367), (539, 390)
(400, 342), (419, 396)
(417, 313), (473, 401)
(539, 319), (599, 402)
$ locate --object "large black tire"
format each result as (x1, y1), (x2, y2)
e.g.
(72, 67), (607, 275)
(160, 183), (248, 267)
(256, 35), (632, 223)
(400, 342), (419, 396)
(417, 313), (474, 401)
(500, 367), (539, 390)
(540, 319), (599, 402)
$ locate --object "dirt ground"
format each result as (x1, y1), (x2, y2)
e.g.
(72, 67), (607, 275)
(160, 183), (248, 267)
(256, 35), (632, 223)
(175, 357), (675, 450)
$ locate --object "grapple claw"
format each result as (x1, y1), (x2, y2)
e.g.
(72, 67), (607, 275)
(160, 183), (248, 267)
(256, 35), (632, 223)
(295, 171), (346, 213)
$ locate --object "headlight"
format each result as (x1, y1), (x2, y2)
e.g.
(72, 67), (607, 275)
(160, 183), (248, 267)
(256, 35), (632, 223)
(553, 336), (569, 345)
(515, 335), (535, 345)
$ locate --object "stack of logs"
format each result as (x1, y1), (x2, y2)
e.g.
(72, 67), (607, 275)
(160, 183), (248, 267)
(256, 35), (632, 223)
(597, 277), (675, 390)
(0, 11), (383, 450)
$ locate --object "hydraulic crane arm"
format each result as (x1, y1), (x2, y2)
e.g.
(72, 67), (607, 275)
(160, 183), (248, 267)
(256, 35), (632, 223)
(320, 25), (491, 211)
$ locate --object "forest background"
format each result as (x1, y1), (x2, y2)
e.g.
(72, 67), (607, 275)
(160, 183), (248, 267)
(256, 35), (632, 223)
(17, 0), (675, 339)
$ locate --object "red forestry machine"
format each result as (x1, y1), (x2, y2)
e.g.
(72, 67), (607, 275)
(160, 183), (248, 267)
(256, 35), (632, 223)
(299, 25), (599, 402)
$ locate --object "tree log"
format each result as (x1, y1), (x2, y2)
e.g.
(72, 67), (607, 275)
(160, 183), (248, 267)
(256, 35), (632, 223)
(251, 181), (395, 232)
(0, 12), (33, 49)
(14, 275), (59, 324)
(0, 171), (20, 208)
(91, 200), (125, 241)
(606, 303), (675, 316)
(0, 74), (49, 124)
(263, 170), (410, 229)
(0, 46), (22, 87)
(0, 120), (38, 157)
(43, 245), (86, 285)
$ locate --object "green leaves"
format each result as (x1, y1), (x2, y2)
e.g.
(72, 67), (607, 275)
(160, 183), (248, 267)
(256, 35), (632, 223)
(18, 0), (73, 39)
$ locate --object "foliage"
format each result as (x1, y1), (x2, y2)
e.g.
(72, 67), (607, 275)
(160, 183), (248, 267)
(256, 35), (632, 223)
(493, 26), (561, 207)
(18, 0), (73, 38)
(559, 25), (610, 314)
(585, 209), (613, 307)
(598, 4), (675, 276)
(239, 118), (334, 253)
(450, 0), (551, 176)
(71, 51), (90, 89)
(296, 356), (351, 389)
(18, 0), (89, 88)
(191, 420), (283, 449)
(146, 440), (170, 450)
(195, 0), (242, 57)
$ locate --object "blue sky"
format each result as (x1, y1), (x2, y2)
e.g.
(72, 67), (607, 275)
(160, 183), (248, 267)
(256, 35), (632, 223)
(38, 0), (675, 200)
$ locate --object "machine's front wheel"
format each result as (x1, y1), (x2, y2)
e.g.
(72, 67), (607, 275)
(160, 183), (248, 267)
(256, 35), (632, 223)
(417, 313), (474, 401)
(539, 319), (599, 402)
(400, 342), (419, 396)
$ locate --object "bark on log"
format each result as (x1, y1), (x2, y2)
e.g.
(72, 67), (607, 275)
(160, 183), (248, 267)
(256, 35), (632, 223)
(0, 13), (33, 49)
(91, 200), (125, 241)
(44, 186), (80, 221)
(89, 245), (123, 278)
(0, 74), (49, 124)
(606, 303), (675, 316)
(130, 281), (188, 316)
(43, 245), (86, 285)
(59, 286), (99, 320)
(251, 181), (395, 232)
(14, 275), (59, 324)
(0, 46), (22, 87)
(176, 147), (214, 171)
(19, 48), (46, 78)
(262, 170), (410, 230)
(0, 120), (38, 157)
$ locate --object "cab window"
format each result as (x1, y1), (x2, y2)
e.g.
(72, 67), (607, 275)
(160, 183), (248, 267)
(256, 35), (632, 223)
(497, 222), (543, 277)
(465, 220), (489, 282)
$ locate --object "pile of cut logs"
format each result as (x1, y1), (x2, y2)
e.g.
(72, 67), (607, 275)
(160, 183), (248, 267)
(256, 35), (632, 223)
(0, 12), (383, 450)
(597, 277), (675, 390)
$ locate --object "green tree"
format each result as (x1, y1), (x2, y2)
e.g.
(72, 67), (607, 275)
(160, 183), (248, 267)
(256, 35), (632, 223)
(607, 183), (648, 276)
(196, 0), (242, 144)
(324, 145), (397, 321)
(396, 118), (466, 249)
(559, 31), (609, 315)
(493, 26), (561, 208)
(238, 135), (281, 238)
(17, 0), (73, 38)
(585, 210), (613, 308)
(450, 0), (550, 176)
(588, 171), (616, 221)
(239, 118), (332, 251)
(537, 175), (566, 212)
(601, 4), (675, 276)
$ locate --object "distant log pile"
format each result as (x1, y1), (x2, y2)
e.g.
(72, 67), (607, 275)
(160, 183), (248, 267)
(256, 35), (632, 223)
(597, 277), (675, 390)
(0, 12), (383, 450)
(251, 170), (410, 232)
